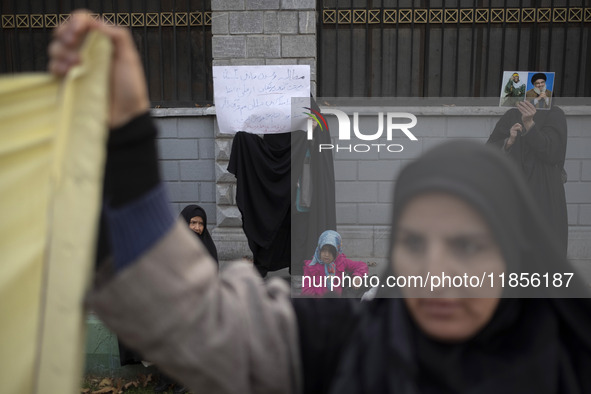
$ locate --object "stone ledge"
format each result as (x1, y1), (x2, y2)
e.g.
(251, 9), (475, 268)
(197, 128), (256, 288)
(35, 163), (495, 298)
(334, 225), (591, 277)
(206, 225), (591, 282)
(151, 107), (216, 117)
(150, 105), (591, 118)
(313, 105), (591, 116)
(209, 224), (591, 266)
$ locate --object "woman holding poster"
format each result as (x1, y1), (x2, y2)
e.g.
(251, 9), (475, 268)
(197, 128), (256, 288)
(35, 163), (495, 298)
(487, 98), (568, 254)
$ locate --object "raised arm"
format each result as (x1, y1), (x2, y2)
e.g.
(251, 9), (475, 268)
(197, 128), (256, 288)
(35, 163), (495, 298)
(487, 109), (516, 150)
(49, 11), (301, 394)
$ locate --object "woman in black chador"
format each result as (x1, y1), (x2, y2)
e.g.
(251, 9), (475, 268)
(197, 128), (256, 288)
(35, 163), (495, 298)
(487, 100), (568, 254)
(180, 204), (218, 265)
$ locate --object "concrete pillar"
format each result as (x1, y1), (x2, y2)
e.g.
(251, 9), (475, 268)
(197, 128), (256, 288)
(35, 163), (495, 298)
(210, 0), (317, 259)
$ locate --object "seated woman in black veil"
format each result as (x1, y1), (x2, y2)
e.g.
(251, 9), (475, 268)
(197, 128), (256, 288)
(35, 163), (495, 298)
(179, 204), (218, 266)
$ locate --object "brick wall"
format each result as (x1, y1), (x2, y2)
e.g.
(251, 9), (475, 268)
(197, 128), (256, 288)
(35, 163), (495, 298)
(152, 106), (591, 271)
(153, 109), (217, 223)
(329, 107), (591, 270)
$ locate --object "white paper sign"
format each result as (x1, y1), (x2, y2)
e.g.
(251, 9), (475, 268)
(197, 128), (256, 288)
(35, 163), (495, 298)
(213, 65), (310, 134)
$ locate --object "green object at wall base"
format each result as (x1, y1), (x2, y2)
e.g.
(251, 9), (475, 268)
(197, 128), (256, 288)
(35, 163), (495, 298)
(84, 313), (156, 378)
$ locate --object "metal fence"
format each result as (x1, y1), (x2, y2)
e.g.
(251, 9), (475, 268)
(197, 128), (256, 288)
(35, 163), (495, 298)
(317, 0), (591, 98)
(1, 0), (212, 107)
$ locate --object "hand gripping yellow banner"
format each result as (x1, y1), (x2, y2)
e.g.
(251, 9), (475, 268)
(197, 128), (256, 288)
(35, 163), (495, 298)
(0, 32), (111, 393)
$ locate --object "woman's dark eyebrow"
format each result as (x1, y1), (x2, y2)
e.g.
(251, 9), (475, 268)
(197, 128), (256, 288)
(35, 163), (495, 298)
(444, 233), (492, 243)
(397, 227), (491, 241)
(395, 227), (423, 237)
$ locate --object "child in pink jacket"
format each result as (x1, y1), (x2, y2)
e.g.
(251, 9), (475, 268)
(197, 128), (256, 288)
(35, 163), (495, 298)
(302, 230), (368, 296)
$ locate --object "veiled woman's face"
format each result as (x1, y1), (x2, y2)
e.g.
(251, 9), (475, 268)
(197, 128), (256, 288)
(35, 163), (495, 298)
(189, 216), (204, 235)
(391, 192), (506, 342)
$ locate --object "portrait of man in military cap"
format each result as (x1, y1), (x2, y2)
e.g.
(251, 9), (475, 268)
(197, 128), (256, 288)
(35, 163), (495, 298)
(500, 71), (527, 107)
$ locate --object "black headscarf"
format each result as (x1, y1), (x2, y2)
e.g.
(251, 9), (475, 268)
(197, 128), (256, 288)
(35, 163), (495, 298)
(385, 139), (578, 297)
(319, 141), (591, 394)
(179, 205), (218, 265)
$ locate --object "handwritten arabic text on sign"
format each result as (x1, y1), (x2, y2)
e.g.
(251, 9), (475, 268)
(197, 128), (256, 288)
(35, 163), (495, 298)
(213, 65), (310, 134)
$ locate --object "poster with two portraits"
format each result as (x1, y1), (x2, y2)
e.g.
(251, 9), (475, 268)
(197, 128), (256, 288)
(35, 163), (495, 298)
(499, 71), (555, 109)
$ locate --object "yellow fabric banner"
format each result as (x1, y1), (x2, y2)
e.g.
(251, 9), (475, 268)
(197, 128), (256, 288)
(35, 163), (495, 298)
(0, 32), (111, 393)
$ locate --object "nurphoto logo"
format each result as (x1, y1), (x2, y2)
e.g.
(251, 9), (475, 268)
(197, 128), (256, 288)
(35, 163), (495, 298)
(304, 106), (418, 153)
